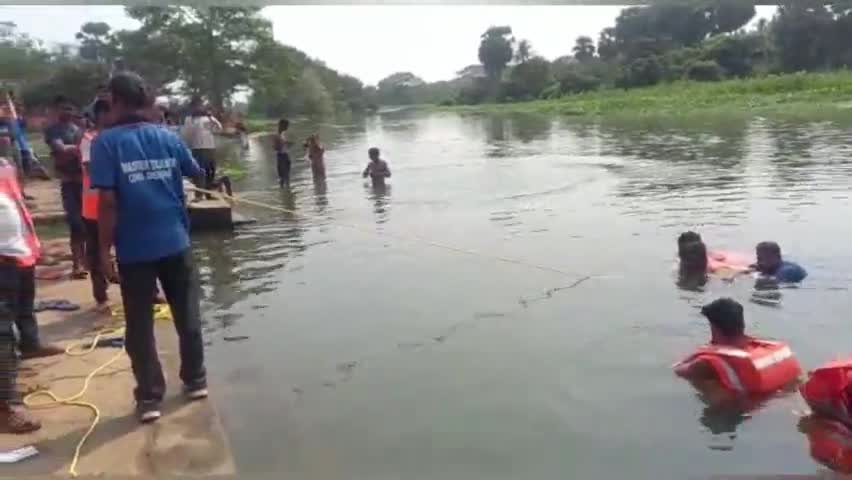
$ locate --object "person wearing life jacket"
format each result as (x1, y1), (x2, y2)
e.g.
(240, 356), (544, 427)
(674, 298), (802, 396)
(0, 152), (58, 432)
(80, 100), (111, 311)
(798, 414), (852, 474)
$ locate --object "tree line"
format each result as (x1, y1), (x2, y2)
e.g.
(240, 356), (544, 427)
(0, 6), (377, 117)
(374, 2), (852, 106)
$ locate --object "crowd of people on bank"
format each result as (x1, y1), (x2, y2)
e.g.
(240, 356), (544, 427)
(0, 69), (396, 433)
(0, 72), (211, 431)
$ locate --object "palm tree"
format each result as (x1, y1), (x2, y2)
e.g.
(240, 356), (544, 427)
(515, 39), (532, 64)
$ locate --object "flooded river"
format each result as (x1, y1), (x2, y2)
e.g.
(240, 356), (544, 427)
(193, 109), (852, 478)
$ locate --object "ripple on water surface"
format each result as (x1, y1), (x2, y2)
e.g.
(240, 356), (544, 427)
(196, 111), (852, 479)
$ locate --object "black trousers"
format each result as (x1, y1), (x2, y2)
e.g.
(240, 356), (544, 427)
(0, 262), (40, 403)
(192, 149), (217, 199)
(83, 219), (108, 304)
(118, 249), (206, 403)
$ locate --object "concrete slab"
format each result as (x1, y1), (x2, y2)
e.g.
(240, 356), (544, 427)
(0, 252), (236, 478)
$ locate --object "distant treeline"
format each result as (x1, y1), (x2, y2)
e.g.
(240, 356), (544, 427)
(373, 2), (852, 107)
(0, 7), (378, 117)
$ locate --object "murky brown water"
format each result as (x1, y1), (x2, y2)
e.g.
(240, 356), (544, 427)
(192, 109), (852, 478)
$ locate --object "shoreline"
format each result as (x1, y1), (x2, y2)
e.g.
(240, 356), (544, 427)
(431, 71), (852, 118)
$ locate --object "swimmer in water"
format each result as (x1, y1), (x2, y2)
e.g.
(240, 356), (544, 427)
(749, 241), (807, 283)
(676, 231), (751, 279)
(362, 147), (390, 186)
(677, 240), (708, 290)
(674, 298), (801, 398)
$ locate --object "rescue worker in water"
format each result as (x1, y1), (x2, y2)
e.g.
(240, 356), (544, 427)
(674, 298), (802, 397)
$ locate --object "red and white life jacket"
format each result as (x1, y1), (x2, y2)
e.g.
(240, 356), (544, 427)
(0, 162), (40, 267)
(800, 359), (852, 427)
(675, 338), (802, 395)
(803, 417), (852, 473)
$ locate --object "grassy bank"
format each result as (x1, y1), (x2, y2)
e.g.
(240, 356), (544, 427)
(441, 71), (852, 117)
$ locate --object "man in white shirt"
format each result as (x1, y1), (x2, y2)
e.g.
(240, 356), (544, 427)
(181, 97), (222, 201)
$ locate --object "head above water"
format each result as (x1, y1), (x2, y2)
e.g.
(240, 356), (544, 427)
(677, 231), (702, 254)
(278, 118), (289, 132)
(108, 71), (150, 119)
(368, 147), (380, 161)
(678, 240), (708, 274)
(755, 241), (782, 274)
(701, 297), (745, 341)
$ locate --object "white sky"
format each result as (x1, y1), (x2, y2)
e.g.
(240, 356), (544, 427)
(1, 5), (778, 86)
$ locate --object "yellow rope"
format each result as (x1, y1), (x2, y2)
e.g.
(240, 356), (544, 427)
(22, 304), (173, 477)
(189, 186), (581, 278)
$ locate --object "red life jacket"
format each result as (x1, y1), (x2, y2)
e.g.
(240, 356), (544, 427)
(0, 162), (40, 267)
(803, 417), (852, 473)
(675, 338), (802, 395)
(800, 359), (852, 426)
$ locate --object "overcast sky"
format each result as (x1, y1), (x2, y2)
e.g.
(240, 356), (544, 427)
(1, 5), (778, 86)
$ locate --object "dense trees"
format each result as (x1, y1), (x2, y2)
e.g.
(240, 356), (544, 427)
(3, 7), (374, 117)
(394, 2), (852, 107)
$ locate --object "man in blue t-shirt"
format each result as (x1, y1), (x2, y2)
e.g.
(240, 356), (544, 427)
(90, 72), (208, 423)
(751, 241), (808, 283)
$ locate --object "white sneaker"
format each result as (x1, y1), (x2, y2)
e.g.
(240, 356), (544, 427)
(185, 387), (208, 400)
(137, 403), (162, 423)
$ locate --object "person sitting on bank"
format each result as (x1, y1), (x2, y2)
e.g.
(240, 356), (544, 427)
(362, 147), (391, 185)
(673, 298), (801, 397)
(749, 241), (807, 283)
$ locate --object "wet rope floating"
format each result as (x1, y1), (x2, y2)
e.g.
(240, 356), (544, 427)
(188, 186), (586, 279)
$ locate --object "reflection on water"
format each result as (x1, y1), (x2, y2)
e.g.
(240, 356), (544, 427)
(196, 109), (852, 479)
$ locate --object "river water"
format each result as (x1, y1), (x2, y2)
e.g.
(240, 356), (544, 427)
(193, 109), (852, 479)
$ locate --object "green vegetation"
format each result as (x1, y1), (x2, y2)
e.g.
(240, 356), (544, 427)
(443, 71), (852, 117)
(378, 2), (852, 115)
(1, 7), (376, 117)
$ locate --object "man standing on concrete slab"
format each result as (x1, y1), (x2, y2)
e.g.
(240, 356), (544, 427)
(181, 97), (222, 201)
(91, 72), (208, 424)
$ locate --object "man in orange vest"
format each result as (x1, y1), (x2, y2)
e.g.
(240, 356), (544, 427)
(80, 100), (111, 310)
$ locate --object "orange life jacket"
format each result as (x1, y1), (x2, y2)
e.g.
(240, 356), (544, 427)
(803, 417), (852, 473)
(800, 359), (852, 426)
(80, 130), (98, 220)
(0, 162), (40, 267)
(675, 338), (802, 395)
